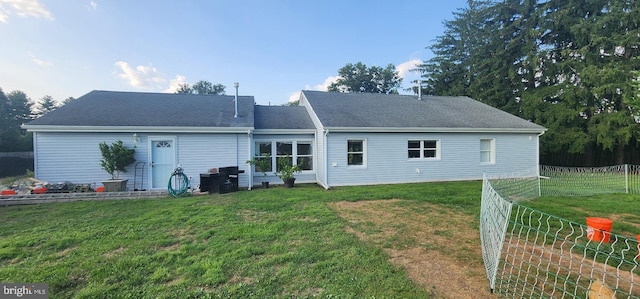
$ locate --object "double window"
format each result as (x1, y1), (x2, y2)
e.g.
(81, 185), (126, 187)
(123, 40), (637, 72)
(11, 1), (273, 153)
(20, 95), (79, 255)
(254, 141), (313, 173)
(408, 140), (440, 159)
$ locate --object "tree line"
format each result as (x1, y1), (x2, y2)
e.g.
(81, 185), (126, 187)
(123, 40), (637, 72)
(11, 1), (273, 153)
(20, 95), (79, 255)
(0, 79), (225, 153)
(10, 0), (639, 168)
(416, 0), (640, 166)
(0, 88), (75, 152)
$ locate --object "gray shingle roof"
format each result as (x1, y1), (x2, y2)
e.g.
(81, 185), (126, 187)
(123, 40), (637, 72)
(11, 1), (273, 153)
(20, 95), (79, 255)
(254, 106), (315, 130)
(302, 90), (545, 131)
(26, 90), (255, 127)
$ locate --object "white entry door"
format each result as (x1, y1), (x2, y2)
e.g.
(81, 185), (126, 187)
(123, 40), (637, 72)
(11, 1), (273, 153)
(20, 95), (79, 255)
(151, 139), (175, 189)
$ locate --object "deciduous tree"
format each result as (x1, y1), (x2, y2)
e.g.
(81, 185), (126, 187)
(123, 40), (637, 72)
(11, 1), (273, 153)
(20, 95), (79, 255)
(175, 81), (225, 95)
(328, 62), (402, 94)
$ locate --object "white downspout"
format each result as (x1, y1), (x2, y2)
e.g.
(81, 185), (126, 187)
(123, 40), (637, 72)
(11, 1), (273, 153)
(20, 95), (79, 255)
(247, 129), (253, 190)
(537, 130), (546, 197)
(322, 129), (330, 189)
(32, 132), (38, 179)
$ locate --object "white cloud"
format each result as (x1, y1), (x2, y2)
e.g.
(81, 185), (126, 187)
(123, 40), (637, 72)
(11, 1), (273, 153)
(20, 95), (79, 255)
(89, 1), (97, 11)
(114, 61), (166, 89)
(288, 91), (300, 103)
(287, 75), (340, 103)
(308, 75), (340, 91)
(0, 0), (54, 23)
(31, 56), (52, 67)
(165, 75), (188, 93)
(396, 58), (422, 79)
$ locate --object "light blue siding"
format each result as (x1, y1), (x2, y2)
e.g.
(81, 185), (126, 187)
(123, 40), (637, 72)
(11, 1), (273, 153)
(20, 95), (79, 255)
(314, 128), (327, 187)
(325, 132), (539, 187)
(176, 133), (250, 189)
(34, 132), (142, 189)
(33, 132), (251, 191)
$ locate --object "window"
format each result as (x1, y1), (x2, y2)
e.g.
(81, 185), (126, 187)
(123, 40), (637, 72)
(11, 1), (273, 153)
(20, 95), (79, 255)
(276, 142), (293, 172)
(297, 142), (313, 170)
(254, 142), (272, 173)
(253, 140), (313, 173)
(408, 140), (439, 159)
(347, 139), (365, 166)
(480, 139), (495, 164)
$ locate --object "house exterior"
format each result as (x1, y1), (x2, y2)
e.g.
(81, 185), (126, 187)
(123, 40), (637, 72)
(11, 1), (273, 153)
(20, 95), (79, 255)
(23, 90), (546, 190)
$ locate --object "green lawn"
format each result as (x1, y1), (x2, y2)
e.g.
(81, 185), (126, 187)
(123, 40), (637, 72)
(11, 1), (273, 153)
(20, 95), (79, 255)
(0, 181), (481, 298)
(519, 193), (640, 237)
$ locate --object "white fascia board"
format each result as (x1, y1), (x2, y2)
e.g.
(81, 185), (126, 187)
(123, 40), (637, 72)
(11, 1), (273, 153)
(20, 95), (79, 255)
(22, 125), (254, 133)
(300, 92), (325, 128)
(324, 126), (547, 134)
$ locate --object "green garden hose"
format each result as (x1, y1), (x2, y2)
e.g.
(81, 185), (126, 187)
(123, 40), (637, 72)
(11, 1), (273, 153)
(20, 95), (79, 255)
(168, 167), (190, 197)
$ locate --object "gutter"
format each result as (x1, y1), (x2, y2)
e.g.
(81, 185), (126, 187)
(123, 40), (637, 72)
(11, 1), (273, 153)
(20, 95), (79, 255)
(21, 125), (254, 134)
(323, 126), (546, 134)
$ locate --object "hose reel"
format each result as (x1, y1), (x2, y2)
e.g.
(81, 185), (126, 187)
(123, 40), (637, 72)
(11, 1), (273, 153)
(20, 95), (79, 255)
(168, 166), (190, 197)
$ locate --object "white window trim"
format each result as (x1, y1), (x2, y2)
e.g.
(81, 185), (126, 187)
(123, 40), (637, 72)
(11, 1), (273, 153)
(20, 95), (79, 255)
(407, 139), (441, 160)
(253, 140), (315, 174)
(480, 138), (495, 164)
(295, 141), (314, 172)
(347, 139), (367, 168)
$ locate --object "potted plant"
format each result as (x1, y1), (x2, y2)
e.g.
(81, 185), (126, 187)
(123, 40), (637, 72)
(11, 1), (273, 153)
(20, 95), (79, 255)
(99, 140), (135, 192)
(246, 153), (272, 188)
(276, 155), (301, 188)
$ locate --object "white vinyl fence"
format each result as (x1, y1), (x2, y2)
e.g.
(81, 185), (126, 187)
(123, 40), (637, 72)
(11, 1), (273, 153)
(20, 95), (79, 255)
(481, 165), (640, 298)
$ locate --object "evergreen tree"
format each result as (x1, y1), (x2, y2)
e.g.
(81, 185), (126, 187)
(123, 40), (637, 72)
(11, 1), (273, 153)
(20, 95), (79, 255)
(62, 97), (76, 106)
(420, 0), (640, 165)
(471, 0), (540, 114)
(528, 0), (640, 163)
(416, 0), (493, 97)
(0, 89), (34, 151)
(34, 95), (57, 118)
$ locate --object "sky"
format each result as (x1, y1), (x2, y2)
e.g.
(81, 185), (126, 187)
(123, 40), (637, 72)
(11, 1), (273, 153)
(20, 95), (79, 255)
(0, 0), (469, 106)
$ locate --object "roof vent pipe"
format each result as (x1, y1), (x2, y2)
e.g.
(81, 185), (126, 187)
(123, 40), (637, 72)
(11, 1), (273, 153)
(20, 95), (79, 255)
(234, 82), (239, 118)
(417, 80), (422, 101)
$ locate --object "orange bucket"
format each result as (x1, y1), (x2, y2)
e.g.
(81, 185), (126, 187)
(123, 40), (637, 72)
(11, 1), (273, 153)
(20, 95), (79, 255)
(586, 217), (613, 243)
(1, 189), (16, 196)
(32, 187), (47, 194)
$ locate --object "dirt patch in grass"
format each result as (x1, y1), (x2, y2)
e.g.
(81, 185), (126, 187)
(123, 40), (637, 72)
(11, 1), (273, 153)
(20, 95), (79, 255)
(104, 246), (125, 258)
(56, 246), (77, 257)
(329, 199), (494, 298)
(238, 209), (268, 223)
